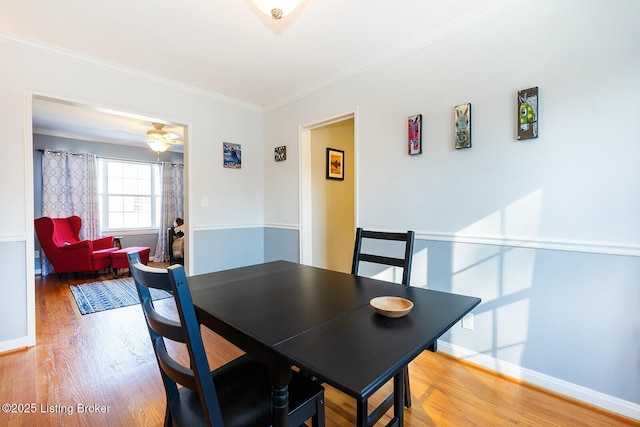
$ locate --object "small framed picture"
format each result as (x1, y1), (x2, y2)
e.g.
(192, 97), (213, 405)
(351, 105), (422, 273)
(223, 142), (241, 168)
(326, 148), (344, 180)
(274, 145), (287, 162)
(408, 114), (422, 155)
(454, 103), (472, 149)
(517, 87), (539, 140)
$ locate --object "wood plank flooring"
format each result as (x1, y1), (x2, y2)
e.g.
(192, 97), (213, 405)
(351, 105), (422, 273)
(0, 266), (637, 426)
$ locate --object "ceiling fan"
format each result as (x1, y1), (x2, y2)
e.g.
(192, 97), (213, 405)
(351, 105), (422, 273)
(146, 122), (182, 144)
(146, 122), (183, 154)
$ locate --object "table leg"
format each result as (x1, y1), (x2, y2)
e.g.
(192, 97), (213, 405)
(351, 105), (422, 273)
(356, 399), (367, 427)
(393, 370), (404, 426)
(270, 362), (292, 427)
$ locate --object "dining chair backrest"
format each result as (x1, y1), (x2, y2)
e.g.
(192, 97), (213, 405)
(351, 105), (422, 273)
(127, 251), (224, 426)
(351, 227), (415, 286)
(350, 228), (417, 422)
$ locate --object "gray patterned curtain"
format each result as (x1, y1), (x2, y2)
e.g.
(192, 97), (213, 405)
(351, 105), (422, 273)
(154, 162), (184, 262)
(41, 149), (100, 274)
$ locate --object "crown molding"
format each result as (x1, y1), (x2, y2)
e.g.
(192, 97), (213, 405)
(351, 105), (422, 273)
(0, 32), (264, 114)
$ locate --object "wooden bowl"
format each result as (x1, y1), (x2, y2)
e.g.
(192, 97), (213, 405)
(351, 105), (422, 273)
(370, 296), (413, 318)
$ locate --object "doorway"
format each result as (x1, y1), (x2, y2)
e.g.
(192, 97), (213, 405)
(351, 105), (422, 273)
(28, 93), (188, 344)
(300, 112), (356, 272)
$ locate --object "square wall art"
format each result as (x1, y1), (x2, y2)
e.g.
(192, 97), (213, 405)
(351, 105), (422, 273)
(274, 145), (286, 162)
(223, 142), (241, 168)
(454, 103), (471, 149)
(408, 114), (422, 155)
(518, 86), (539, 140)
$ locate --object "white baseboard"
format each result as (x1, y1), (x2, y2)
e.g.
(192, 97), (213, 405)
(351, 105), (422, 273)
(0, 336), (34, 354)
(437, 342), (640, 421)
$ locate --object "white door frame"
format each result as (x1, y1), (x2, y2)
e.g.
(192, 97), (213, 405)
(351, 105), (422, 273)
(24, 91), (190, 349)
(299, 109), (357, 266)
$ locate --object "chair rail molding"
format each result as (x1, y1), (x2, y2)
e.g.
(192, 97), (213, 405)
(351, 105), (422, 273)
(415, 231), (640, 258)
(263, 223), (299, 230)
(0, 234), (27, 243)
(191, 226), (640, 257)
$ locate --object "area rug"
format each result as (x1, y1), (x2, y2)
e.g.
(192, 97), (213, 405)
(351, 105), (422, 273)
(70, 277), (171, 315)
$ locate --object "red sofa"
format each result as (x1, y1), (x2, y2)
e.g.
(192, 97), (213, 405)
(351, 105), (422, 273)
(35, 216), (118, 275)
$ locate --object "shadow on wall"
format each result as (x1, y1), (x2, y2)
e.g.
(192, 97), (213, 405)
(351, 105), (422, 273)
(363, 190), (544, 366)
(420, 190), (543, 365)
(408, 188), (640, 403)
(341, 192), (638, 400)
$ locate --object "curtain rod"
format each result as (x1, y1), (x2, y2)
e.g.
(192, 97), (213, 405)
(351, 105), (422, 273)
(35, 148), (183, 167)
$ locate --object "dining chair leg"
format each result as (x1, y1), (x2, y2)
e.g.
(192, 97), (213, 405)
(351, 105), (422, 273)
(313, 393), (326, 427)
(163, 403), (171, 427)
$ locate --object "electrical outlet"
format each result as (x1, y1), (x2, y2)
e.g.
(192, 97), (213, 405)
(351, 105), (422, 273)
(462, 313), (474, 330)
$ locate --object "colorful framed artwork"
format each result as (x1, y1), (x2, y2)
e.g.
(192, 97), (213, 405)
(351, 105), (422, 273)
(274, 145), (286, 162)
(454, 103), (472, 149)
(223, 142), (241, 168)
(408, 114), (422, 155)
(326, 148), (344, 180)
(518, 87), (539, 140)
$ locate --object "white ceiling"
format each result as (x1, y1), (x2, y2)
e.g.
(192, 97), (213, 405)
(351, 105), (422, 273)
(1, 0), (527, 146)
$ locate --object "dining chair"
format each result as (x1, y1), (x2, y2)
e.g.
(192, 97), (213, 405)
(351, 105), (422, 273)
(127, 251), (325, 427)
(351, 227), (415, 426)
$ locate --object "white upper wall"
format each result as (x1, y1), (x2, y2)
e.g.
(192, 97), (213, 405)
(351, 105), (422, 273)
(0, 39), (265, 237)
(263, 0), (640, 252)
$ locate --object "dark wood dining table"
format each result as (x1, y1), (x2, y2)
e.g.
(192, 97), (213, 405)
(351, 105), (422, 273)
(189, 260), (481, 427)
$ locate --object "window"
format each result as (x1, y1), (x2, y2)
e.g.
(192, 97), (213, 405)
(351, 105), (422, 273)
(98, 159), (161, 231)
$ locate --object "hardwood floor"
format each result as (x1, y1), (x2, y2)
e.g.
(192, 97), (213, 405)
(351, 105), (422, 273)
(0, 266), (637, 426)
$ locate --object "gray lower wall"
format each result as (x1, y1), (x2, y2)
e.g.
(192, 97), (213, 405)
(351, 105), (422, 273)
(114, 233), (160, 257)
(263, 227), (640, 405)
(264, 227), (299, 263)
(417, 239), (640, 404)
(193, 227), (298, 276)
(192, 227), (265, 275)
(0, 241), (28, 342)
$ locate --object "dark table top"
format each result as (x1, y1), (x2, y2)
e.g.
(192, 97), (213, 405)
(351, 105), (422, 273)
(189, 261), (481, 400)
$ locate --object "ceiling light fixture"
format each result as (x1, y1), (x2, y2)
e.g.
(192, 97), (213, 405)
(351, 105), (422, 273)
(146, 123), (173, 158)
(147, 139), (171, 153)
(249, 0), (304, 19)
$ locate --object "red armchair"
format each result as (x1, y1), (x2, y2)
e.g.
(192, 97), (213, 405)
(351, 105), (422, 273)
(34, 216), (118, 275)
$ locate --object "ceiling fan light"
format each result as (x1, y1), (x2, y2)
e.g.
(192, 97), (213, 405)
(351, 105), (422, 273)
(249, 0), (304, 19)
(147, 140), (171, 153)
